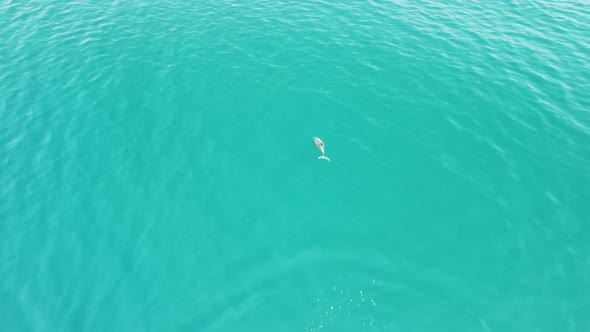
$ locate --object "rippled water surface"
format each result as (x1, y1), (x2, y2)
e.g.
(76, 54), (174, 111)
(1, 1), (590, 331)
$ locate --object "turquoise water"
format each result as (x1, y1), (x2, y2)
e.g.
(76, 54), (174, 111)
(2, 0), (590, 331)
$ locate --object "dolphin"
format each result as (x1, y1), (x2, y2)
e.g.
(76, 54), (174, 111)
(313, 137), (330, 161)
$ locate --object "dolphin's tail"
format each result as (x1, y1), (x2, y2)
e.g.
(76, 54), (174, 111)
(318, 155), (330, 161)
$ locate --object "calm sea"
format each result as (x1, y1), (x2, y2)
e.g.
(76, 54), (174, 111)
(1, 1), (589, 331)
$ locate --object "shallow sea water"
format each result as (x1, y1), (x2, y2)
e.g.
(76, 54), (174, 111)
(1, 1), (590, 331)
